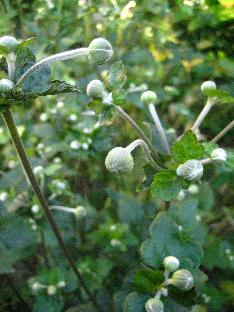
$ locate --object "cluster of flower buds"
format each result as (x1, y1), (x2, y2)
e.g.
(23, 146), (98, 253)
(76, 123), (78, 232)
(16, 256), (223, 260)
(145, 256), (194, 312)
(30, 280), (66, 296)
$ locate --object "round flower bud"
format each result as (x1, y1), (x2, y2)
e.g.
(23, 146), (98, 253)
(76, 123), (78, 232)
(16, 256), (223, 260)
(0, 79), (14, 92)
(201, 81), (216, 93)
(88, 38), (113, 65)
(105, 147), (134, 174)
(145, 298), (164, 312)
(87, 79), (105, 98)
(141, 91), (157, 105)
(74, 205), (87, 218)
(0, 35), (18, 52)
(188, 184), (199, 195)
(163, 256), (180, 272)
(172, 269), (194, 291)
(176, 160), (203, 181)
(47, 285), (57, 296)
(211, 148), (227, 163)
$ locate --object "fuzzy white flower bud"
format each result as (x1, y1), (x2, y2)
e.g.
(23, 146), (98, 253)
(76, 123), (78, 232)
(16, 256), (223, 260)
(163, 256), (180, 272)
(47, 285), (57, 296)
(201, 81), (216, 93)
(88, 38), (113, 65)
(0, 35), (18, 52)
(0, 79), (14, 92)
(105, 147), (134, 174)
(74, 205), (87, 218)
(188, 184), (199, 195)
(177, 160), (203, 181)
(57, 281), (66, 288)
(210, 148), (227, 163)
(172, 269), (194, 291)
(87, 79), (105, 99)
(141, 91), (157, 105)
(145, 298), (164, 312)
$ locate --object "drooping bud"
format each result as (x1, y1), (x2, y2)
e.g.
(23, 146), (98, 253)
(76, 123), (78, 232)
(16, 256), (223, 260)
(0, 79), (14, 92)
(201, 81), (216, 93)
(88, 38), (113, 65)
(105, 147), (134, 174)
(87, 79), (105, 99)
(74, 205), (87, 218)
(0, 35), (18, 52)
(141, 91), (157, 105)
(171, 269), (194, 291)
(145, 298), (164, 312)
(210, 148), (227, 163)
(163, 256), (180, 272)
(176, 160), (203, 181)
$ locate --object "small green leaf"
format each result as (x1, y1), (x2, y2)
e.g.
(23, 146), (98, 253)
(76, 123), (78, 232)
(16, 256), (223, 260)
(106, 61), (127, 91)
(172, 130), (203, 163)
(15, 46), (36, 81)
(151, 170), (182, 201)
(39, 80), (81, 95)
(122, 292), (149, 312)
(203, 89), (234, 103)
(133, 268), (164, 294)
(22, 65), (51, 94)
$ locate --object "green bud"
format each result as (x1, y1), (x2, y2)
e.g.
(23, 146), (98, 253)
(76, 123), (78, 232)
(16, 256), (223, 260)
(88, 38), (113, 65)
(172, 269), (194, 291)
(163, 256), (180, 272)
(201, 81), (216, 93)
(87, 79), (105, 99)
(0, 79), (14, 92)
(145, 298), (164, 312)
(105, 147), (134, 174)
(141, 91), (157, 105)
(0, 35), (18, 52)
(176, 160), (203, 181)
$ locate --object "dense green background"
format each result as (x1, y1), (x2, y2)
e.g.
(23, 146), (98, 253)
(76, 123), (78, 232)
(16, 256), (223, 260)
(0, 0), (233, 311)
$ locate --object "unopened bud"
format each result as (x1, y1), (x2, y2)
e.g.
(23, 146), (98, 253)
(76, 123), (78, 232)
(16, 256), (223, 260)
(87, 79), (105, 99)
(145, 298), (164, 312)
(201, 81), (216, 93)
(0, 79), (14, 92)
(172, 269), (194, 291)
(105, 147), (134, 174)
(163, 256), (180, 272)
(88, 38), (113, 65)
(141, 91), (157, 105)
(177, 160), (203, 181)
(47, 285), (57, 296)
(0, 35), (18, 52)
(211, 148), (227, 163)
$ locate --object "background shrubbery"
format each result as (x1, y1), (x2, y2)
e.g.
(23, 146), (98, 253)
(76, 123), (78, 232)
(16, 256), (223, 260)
(0, 0), (233, 311)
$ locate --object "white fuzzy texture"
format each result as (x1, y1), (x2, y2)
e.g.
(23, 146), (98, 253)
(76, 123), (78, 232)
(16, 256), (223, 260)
(211, 148), (227, 163)
(201, 80), (216, 92)
(87, 79), (105, 98)
(172, 269), (194, 291)
(145, 298), (164, 312)
(105, 147), (134, 174)
(141, 90), (157, 105)
(0, 79), (14, 92)
(163, 256), (180, 272)
(177, 160), (203, 181)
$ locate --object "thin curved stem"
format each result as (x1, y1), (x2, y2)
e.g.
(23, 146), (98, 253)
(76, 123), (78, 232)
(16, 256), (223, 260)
(191, 97), (214, 132)
(15, 48), (88, 86)
(211, 120), (234, 143)
(125, 139), (161, 170)
(148, 103), (171, 155)
(6, 53), (16, 82)
(1, 109), (101, 312)
(112, 104), (159, 161)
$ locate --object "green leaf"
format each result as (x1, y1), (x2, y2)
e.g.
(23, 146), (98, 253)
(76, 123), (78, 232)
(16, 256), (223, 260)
(122, 292), (149, 312)
(22, 65), (51, 94)
(15, 46), (36, 82)
(203, 89), (234, 103)
(133, 268), (164, 294)
(39, 80), (81, 95)
(151, 170), (182, 201)
(106, 61), (127, 91)
(172, 130), (203, 163)
(168, 286), (196, 307)
(0, 241), (15, 274)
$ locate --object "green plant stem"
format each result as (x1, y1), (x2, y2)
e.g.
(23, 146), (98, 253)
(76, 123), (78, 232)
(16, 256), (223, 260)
(112, 104), (159, 161)
(1, 109), (101, 312)
(211, 119), (234, 143)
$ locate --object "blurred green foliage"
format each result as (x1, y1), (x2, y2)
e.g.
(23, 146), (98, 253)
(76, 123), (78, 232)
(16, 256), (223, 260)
(0, 0), (234, 311)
